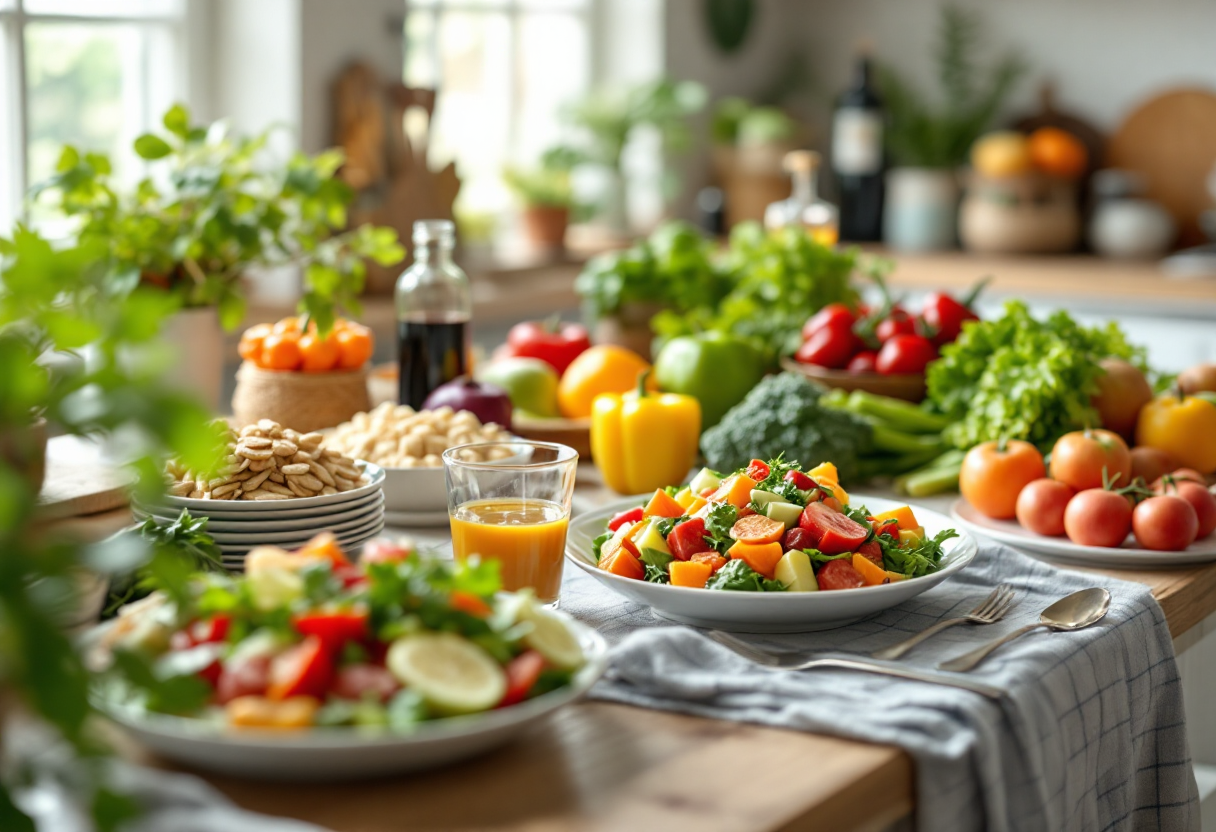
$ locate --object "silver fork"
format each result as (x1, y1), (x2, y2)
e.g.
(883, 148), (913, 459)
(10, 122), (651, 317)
(871, 583), (1017, 661)
(705, 630), (1005, 700)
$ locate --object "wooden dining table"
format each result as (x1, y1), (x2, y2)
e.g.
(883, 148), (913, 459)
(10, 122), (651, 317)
(75, 462), (1216, 832)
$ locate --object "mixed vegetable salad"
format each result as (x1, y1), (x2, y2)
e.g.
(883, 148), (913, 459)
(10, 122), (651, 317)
(593, 458), (958, 592)
(92, 534), (586, 731)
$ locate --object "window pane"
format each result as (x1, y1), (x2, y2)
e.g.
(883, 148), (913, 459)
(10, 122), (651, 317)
(24, 0), (184, 18)
(24, 22), (178, 190)
(517, 12), (588, 163)
(0, 21), (17, 231)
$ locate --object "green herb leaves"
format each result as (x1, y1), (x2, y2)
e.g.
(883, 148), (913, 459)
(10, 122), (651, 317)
(704, 559), (785, 592)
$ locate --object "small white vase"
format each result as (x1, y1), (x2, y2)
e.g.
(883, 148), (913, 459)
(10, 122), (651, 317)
(162, 307), (225, 410)
(883, 167), (960, 252)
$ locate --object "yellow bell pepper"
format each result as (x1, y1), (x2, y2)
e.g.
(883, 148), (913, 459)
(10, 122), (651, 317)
(1136, 392), (1216, 475)
(591, 370), (702, 495)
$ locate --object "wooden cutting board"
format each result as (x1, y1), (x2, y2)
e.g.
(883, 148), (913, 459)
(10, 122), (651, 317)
(1107, 88), (1216, 247)
(36, 436), (132, 521)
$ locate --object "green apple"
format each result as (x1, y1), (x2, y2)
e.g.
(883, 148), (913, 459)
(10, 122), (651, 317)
(477, 358), (561, 418)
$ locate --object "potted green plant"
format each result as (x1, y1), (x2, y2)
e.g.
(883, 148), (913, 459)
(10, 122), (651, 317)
(564, 79), (707, 234)
(503, 146), (582, 252)
(32, 104), (404, 407)
(879, 4), (1024, 251)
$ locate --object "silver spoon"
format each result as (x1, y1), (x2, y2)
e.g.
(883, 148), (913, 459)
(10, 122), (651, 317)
(938, 587), (1111, 673)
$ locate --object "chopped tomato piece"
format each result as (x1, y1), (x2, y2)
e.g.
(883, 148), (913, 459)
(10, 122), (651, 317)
(360, 538), (411, 564)
(667, 517), (714, 561)
(333, 663), (399, 703)
(267, 636), (333, 700)
(498, 650), (546, 708)
(608, 506), (645, 532)
(817, 559), (866, 591)
(784, 469), (815, 490)
(857, 539), (884, 568)
(292, 609), (370, 652)
(745, 459), (771, 481)
(782, 527), (816, 553)
(216, 655), (272, 704)
(798, 502), (869, 554)
(870, 517), (900, 539)
(190, 615), (232, 645)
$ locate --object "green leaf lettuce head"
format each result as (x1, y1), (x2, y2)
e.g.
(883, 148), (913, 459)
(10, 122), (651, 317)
(926, 300), (1148, 450)
(700, 372), (873, 483)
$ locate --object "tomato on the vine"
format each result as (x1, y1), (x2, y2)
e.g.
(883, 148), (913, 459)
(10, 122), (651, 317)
(1064, 489), (1133, 547)
(875, 334), (936, 375)
(921, 279), (986, 346)
(846, 351), (878, 374)
(1049, 429), (1132, 492)
(875, 311), (918, 343)
(795, 321), (861, 369)
(801, 303), (857, 340)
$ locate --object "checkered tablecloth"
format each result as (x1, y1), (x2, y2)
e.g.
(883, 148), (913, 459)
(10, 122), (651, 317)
(561, 539), (1200, 832)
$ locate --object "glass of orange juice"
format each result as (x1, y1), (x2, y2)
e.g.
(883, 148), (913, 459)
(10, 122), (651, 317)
(443, 441), (578, 605)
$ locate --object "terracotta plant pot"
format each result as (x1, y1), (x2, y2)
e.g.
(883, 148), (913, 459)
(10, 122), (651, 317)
(591, 301), (667, 362)
(521, 205), (569, 251)
(231, 362), (371, 433)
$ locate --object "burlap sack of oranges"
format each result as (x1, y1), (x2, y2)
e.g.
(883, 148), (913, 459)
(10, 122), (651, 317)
(239, 317), (374, 373)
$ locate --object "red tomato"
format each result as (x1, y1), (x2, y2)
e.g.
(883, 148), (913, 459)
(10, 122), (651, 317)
(846, 351), (878, 374)
(498, 650), (547, 708)
(1015, 479), (1075, 537)
(870, 517), (900, 539)
(821, 495), (844, 513)
(857, 539), (883, 567)
(267, 636), (334, 700)
(801, 303), (857, 340)
(190, 615), (232, 645)
(817, 558), (866, 591)
(1152, 468), (1207, 490)
(798, 502), (869, 554)
(1063, 489), (1133, 548)
(921, 290), (980, 346)
(1049, 430), (1132, 492)
(667, 517), (713, 561)
(333, 663), (400, 703)
(450, 591), (494, 618)
(746, 459), (771, 481)
(1133, 496), (1199, 551)
(1154, 479), (1216, 538)
(361, 539), (412, 564)
(795, 321), (862, 370)
(506, 319), (591, 375)
(782, 527), (816, 552)
(293, 610), (370, 652)
(784, 469), (816, 490)
(875, 334), (937, 375)
(875, 311), (917, 343)
(216, 655), (271, 704)
(960, 440), (1046, 520)
(607, 507), (645, 532)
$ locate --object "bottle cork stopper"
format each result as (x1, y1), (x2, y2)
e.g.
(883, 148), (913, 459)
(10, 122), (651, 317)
(783, 150), (821, 174)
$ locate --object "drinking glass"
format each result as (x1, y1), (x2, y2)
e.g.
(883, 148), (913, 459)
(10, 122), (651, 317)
(443, 441), (578, 605)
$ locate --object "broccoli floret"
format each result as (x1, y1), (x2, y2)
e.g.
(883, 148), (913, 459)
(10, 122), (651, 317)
(700, 373), (872, 482)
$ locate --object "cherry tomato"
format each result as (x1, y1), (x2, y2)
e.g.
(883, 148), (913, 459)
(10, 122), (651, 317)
(870, 517), (900, 539)
(846, 351), (878, 374)
(921, 290), (981, 346)
(857, 539), (883, 567)
(498, 650), (547, 708)
(1049, 429), (1132, 492)
(293, 609), (370, 652)
(267, 636), (333, 700)
(216, 655), (271, 704)
(960, 440), (1046, 519)
(607, 507), (645, 532)
(1154, 479), (1216, 539)
(1015, 479), (1075, 536)
(1064, 489), (1133, 547)
(782, 527), (815, 552)
(875, 310), (918, 343)
(795, 321), (861, 370)
(333, 664), (400, 703)
(746, 459), (771, 481)
(875, 334), (937, 375)
(798, 502), (869, 554)
(1130, 447), (1179, 486)
(817, 558), (866, 591)
(1152, 468), (1207, 490)
(784, 470), (815, 490)
(801, 303), (857, 340)
(1132, 496), (1199, 551)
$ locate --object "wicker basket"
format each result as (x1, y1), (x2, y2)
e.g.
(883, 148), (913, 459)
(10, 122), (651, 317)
(231, 362), (371, 433)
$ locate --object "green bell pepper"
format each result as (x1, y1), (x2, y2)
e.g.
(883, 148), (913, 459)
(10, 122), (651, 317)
(653, 331), (767, 428)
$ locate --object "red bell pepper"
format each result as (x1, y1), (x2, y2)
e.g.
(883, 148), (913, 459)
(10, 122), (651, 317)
(267, 636), (333, 700)
(784, 469), (815, 490)
(608, 506), (645, 532)
(745, 459), (771, 481)
(505, 318), (591, 375)
(292, 609), (369, 653)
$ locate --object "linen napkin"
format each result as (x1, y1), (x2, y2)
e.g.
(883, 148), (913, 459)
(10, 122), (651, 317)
(560, 541), (1200, 832)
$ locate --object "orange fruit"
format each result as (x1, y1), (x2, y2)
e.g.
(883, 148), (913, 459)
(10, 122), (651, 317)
(261, 331), (302, 371)
(1028, 127), (1088, 179)
(557, 344), (653, 419)
(272, 316), (301, 335)
(239, 323), (273, 363)
(335, 327), (374, 369)
(299, 331), (340, 372)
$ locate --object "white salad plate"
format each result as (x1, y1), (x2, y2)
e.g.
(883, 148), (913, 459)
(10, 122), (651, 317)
(135, 491), (384, 530)
(951, 498), (1216, 568)
(153, 462), (385, 514)
(566, 494), (977, 634)
(85, 618), (608, 781)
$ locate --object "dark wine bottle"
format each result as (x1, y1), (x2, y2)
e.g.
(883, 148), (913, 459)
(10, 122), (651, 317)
(832, 53), (885, 242)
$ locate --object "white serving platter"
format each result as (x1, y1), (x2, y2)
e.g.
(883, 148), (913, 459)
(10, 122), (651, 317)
(566, 494), (976, 634)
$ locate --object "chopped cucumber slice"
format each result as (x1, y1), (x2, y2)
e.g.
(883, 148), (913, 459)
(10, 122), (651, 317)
(761, 501), (803, 529)
(749, 489), (783, 506)
(689, 467), (722, 495)
(519, 605), (585, 670)
(899, 527), (926, 546)
(775, 551), (818, 592)
(247, 567), (304, 612)
(387, 633), (507, 715)
(633, 519), (670, 557)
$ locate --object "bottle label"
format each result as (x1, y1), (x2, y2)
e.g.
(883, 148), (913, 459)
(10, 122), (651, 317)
(833, 109), (883, 175)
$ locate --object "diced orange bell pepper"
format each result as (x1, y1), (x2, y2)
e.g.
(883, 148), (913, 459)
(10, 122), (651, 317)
(644, 488), (686, 518)
(870, 505), (919, 531)
(711, 474), (758, 509)
(226, 695), (320, 730)
(674, 487), (696, 510)
(601, 549), (645, 580)
(669, 560), (713, 589)
(851, 553), (890, 586)
(727, 540), (784, 580)
(807, 462), (839, 482)
(685, 496), (708, 516)
(690, 551), (728, 573)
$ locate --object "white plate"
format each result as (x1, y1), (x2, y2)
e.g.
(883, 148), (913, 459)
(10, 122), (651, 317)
(135, 493), (384, 531)
(156, 463), (385, 513)
(951, 498), (1216, 567)
(136, 488), (384, 522)
(87, 618), (607, 781)
(566, 494), (977, 633)
(198, 505), (385, 544)
(383, 509), (451, 528)
(215, 521), (385, 554)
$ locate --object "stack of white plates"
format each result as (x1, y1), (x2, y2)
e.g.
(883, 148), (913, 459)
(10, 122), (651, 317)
(135, 463), (386, 570)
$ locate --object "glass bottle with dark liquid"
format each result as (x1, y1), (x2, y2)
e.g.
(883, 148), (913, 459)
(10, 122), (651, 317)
(395, 220), (472, 409)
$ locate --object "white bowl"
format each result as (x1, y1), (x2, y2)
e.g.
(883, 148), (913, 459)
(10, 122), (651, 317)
(381, 466), (447, 513)
(86, 617), (608, 781)
(566, 494), (977, 633)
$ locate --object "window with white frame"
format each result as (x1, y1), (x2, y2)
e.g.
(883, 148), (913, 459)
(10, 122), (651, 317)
(0, 0), (188, 230)
(403, 0), (593, 219)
